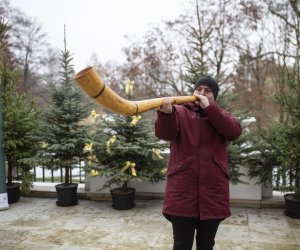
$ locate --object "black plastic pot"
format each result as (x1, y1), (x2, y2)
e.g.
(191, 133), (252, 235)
(55, 183), (78, 207)
(284, 193), (300, 219)
(110, 187), (135, 210)
(6, 182), (21, 204)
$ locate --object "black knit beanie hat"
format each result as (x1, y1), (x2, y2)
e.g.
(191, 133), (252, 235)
(193, 76), (219, 100)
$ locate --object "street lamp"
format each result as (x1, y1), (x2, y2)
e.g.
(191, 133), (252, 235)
(0, 96), (9, 210)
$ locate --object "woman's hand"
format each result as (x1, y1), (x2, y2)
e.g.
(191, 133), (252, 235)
(194, 94), (210, 109)
(159, 98), (173, 114)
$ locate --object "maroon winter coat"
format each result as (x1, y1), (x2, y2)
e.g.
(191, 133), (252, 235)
(155, 102), (242, 220)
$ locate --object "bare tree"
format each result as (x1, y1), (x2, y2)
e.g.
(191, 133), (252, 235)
(183, 0), (246, 100)
(1, 0), (62, 105)
(121, 0), (244, 99)
(266, 0), (300, 122)
(232, 51), (279, 127)
(0, 16), (12, 66)
(122, 20), (189, 98)
(228, 0), (281, 127)
(9, 13), (48, 90)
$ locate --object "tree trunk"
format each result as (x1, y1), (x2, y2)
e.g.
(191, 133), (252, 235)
(7, 160), (13, 184)
(122, 181), (128, 192)
(65, 166), (70, 184)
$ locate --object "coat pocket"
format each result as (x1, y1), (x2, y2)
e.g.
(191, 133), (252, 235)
(167, 156), (195, 176)
(213, 155), (230, 179)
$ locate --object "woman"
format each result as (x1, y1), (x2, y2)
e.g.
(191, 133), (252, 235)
(155, 76), (242, 250)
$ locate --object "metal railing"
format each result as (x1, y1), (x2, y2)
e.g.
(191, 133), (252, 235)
(31, 160), (86, 183)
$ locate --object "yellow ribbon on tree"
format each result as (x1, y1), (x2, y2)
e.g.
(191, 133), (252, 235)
(84, 143), (93, 153)
(125, 79), (134, 96)
(160, 167), (167, 174)
(90, 110), (97, 118)
(84, 143), (98, 165)
(152, 148), (164, 159)
(130, 115), (142, 127)
(90, 169), (100, 176)
(90, 169), (100, 177)
(106, 135), (117, 153)
(121, 161), (137, 176)
(87, 155), (98, 165)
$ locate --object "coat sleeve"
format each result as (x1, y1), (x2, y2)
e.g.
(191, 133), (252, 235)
(155, 109), (179, 141)
(204, 102), (242, 141)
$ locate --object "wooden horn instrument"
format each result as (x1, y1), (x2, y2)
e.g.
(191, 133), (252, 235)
(74, 67), (197, 116)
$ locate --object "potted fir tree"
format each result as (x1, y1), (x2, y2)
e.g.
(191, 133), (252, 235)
(273, 124), (300, 218)
(247, 123), (300, 218)
(275, 70), (300, 218)
(0, 63), (39, 203)
(88, 80), (167, 210)
(246, 68), (300, 218)
(37, 32), (91, 206)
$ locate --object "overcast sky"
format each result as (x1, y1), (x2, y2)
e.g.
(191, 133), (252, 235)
(10, 0), (187, 72)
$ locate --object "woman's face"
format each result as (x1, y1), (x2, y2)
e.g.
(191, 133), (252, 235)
(193, 85), (215, 104)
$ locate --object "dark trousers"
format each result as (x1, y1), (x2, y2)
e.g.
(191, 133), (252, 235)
(166, 215), (221, 250)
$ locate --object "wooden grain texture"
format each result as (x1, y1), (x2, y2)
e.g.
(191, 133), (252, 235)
(74, 67), (196, 116)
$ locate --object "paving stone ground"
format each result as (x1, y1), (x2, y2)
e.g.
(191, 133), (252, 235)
(0, 197), (300, 250)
